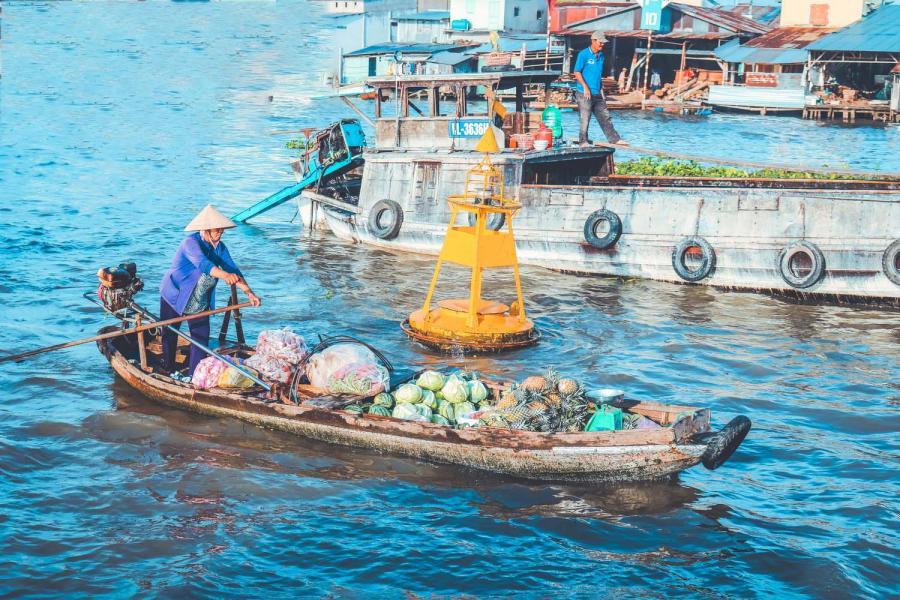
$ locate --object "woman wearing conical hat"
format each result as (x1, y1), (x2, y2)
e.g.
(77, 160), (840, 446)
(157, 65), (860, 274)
(159, 205), (261, 376)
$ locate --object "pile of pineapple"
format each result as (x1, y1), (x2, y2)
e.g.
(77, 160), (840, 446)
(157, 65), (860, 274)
(481, 368), (592, 433)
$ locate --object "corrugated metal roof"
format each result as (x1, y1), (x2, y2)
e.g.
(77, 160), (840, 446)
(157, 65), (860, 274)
(462, 34), (548, 55)
(744, 27), (836, 49)
(563, 3), (638, 31)
(716, 27), (837, 65)
(669, 3), (770, 35)
(807, 4), (900, 53)
(427, 50), (475, 66)
(345, 42), (458, 57)
(724, 4), (781, 25)
(559, 2), (769, 38)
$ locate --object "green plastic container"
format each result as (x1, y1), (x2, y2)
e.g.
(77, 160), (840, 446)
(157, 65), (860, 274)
(584, 404), (623, 432)
(541, 104), (563, 142)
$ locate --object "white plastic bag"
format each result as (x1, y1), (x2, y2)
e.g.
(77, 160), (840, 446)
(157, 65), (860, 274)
(306, 343), (382, 392)
(255, 328), (308, 365)
(245, 353), (294, 385)
(325, 361), (389, 396)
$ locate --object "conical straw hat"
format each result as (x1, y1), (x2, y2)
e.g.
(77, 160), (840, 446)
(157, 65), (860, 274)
(184, 204), (237, 232)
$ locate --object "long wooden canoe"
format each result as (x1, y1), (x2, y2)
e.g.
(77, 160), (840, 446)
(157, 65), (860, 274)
(97, 327), (750, 482)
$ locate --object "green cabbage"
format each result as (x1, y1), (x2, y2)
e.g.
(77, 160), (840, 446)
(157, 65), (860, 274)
(414, 404), (433, 419)
(373, 392), (394, 408)
(420, 389), (436, 409)
(431, 414), (451, 426)
(441, 376), (469, 404)
(468, 380), (488, 403)
(394, 383), (423, 404)
(437, 399), (454, 421)
(392, 402), (420, 420)
(416, 370), (445, 391)
(455, 401), (476, 419)
(435, 391), (445, 401)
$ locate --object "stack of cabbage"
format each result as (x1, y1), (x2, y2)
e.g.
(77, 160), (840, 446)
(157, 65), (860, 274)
(367, 370), (490, 427)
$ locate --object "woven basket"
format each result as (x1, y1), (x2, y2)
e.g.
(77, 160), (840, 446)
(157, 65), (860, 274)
(512, 133), (534, 150)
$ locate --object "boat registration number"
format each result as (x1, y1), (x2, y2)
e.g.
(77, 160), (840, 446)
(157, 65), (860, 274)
(448, 119), (491, 138)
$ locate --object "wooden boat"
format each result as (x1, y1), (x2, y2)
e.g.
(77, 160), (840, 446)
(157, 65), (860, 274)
(97, 326), (751, 482)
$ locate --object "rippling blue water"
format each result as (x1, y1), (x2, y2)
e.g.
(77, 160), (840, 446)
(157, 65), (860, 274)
(1, 2), (898, 598)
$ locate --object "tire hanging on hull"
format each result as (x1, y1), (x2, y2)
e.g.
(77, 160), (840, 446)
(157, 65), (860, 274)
(368, 199), (404, 240)
(882, 240), (900, 287)
(778, 241), (826, 289)
(672, 236), (716, 282)
(583, 209), (623, 250)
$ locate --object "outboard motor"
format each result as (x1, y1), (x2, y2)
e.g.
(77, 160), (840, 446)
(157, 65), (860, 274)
(97, 262), (144, 312)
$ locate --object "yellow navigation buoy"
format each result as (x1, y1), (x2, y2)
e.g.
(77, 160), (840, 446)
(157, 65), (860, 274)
(402, 127), (539, 352)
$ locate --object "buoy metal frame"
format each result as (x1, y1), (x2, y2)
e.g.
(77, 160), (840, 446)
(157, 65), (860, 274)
(404, 131), (539, 353)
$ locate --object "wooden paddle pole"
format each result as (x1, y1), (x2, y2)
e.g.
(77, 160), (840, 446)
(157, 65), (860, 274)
(0, 301), (252, 365)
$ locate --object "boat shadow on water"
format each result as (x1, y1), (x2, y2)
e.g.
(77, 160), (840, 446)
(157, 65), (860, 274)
(106, 378), (702, 520)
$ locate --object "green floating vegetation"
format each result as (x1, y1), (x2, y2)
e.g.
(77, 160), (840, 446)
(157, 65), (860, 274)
(615, 157), (881, 181)
(285, 136), (309, 150)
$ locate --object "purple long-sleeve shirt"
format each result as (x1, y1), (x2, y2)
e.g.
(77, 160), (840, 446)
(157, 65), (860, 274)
(159, 233), (243, 315)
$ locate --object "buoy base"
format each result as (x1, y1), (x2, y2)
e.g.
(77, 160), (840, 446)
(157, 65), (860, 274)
(403, 299), (539, 353)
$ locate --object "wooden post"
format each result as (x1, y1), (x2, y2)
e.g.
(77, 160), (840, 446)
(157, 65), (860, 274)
(515, 83), (524, 113)
(218, 296), (232, 345)
(643, 30), (652, 96)
(136, 313), (148, 371)
(679, 41), (688, 85)
(374, 88), (382, 118)
(230, 285), (246, 347)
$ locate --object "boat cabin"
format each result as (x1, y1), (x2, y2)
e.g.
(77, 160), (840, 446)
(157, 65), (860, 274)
(360, 70), (615, 187)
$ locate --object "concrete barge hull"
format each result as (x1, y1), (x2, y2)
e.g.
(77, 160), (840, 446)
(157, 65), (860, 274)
(319, 151), (900, 306)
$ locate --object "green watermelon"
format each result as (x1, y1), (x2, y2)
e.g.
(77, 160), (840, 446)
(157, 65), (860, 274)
(344, 404), (364, 415)
(368, 405), (391, 417)
(373, 392), (394, 408)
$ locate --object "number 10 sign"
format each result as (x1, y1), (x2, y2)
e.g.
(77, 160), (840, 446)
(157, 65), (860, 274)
(640, 0), (664, 31)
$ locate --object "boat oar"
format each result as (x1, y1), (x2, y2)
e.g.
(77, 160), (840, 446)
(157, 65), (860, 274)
(126, 301), (271, 392)
(0, 302), (252, 365)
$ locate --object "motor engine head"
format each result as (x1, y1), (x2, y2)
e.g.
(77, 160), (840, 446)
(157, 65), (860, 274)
(97, 262), (144, 312)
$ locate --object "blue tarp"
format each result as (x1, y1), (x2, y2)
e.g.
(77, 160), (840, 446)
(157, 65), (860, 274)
(807, 5), (900, 53)
(716, 42), (810, 65)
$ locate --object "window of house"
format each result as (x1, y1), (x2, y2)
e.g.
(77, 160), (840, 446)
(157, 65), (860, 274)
(810, 4), (829, 26)
(514, 7), (519, 17)
(537, 10), (543, 19)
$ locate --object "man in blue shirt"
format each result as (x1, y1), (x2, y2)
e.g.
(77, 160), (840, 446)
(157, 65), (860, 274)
(573, 31), (625, 146)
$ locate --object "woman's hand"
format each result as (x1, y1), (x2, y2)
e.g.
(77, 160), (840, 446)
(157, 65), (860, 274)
(211, 266), (241, 285)
(247, 291), (262, 307)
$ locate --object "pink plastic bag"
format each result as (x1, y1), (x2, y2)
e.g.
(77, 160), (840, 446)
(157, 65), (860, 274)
(192, 356), (227, 390)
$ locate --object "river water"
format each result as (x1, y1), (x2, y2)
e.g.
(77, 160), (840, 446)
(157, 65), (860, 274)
(1, 2), (898, 598)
